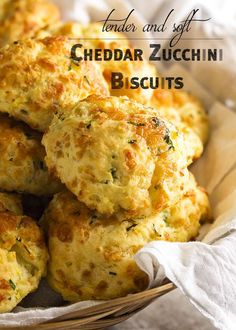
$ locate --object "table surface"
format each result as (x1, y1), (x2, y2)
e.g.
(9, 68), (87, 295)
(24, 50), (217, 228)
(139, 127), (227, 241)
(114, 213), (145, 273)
(109, 289), (216, 330)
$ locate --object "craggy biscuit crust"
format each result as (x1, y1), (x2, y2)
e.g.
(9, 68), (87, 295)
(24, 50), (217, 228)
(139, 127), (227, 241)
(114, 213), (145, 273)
(0, 0), (60, 47)
(43, 95), (190, 216)
(0, 36), (109, 131)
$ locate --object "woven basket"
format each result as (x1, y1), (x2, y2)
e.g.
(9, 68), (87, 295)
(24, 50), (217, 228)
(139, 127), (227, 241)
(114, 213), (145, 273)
(3, 283), (175, 330)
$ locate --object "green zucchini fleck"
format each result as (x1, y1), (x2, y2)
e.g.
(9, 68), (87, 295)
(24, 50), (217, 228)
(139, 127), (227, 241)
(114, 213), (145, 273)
(9, 279), (16, 290)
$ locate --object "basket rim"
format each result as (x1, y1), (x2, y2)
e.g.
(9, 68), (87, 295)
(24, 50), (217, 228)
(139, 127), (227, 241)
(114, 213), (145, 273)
(51, 282), (176, 323)
(1, 282), (175, 329)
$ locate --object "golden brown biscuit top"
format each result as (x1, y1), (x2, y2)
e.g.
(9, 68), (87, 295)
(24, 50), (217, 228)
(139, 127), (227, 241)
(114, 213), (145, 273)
(67, 95), (177, 156)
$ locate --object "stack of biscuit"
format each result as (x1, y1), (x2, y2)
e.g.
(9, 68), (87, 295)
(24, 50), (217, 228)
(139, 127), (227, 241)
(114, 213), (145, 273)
(0, 0), (211, 311)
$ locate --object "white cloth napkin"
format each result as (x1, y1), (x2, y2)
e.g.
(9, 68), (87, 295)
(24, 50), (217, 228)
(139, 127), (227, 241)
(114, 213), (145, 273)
(1, 1), (236, 329)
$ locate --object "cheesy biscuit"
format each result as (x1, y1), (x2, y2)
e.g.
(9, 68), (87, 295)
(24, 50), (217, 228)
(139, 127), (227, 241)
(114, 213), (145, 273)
(0, 36), (109, 132)
(0, 114), (62, 195)
(0, 211), (48, 312)
(43, 176), (210, 301)
(0, 0), (60, 47)
(43, 95), (189, 216)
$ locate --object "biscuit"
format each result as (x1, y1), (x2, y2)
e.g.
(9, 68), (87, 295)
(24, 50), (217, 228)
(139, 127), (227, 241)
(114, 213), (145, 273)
(0, 36), (109, 131)
(43, 175), (210, 301)
(0, 114), (62, 195)
(0, 211), (48, 312)
(0, 0), (60, 47)
(43, 95), (189, 216)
